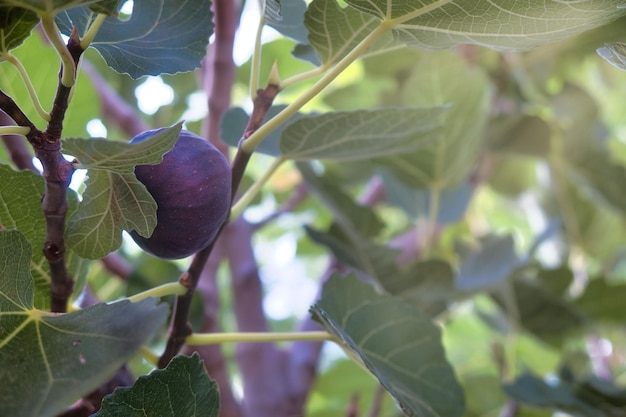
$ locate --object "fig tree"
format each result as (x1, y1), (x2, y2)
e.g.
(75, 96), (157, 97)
(129, 128), (231, 259)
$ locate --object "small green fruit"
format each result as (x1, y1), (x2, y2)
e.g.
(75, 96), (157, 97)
(129, 128), (231, 259)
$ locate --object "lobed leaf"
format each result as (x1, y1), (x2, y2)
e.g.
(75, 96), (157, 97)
(0, 229), (168, 417)
(62, 123), (181, 172)
(65, 170), (157, 259)
(56, 0), (214, 78)
(265, 0), (309, 44)
(311, 273), (465, 417)
(95, 353), (220, 417)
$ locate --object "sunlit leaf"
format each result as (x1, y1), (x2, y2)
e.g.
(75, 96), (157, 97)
(343, 0), (626, 50)
(305, 0), (396, 65)
(57, 0), (214, 78)
(62, 123), (181, 172)
(377, 51), (489, 188)
(95, 353), (220, 417)
(281, 107), (446, 161)
(0, 229), (168, 417)
(311, 273), (465, 417)
(0, 164), (89, 309)
(66, 170), (157, 259)
(0, 7), (39, 54)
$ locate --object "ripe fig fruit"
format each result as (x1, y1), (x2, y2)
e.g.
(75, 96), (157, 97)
(129, 128), (231, 259)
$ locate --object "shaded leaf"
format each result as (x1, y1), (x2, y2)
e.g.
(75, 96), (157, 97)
(486, 114), (552, 157)
(0, 7), (39, 54)
(62, 123), (181, 172)
(343, 0), (626, 50)
(95, 353), (220, 417)
(265, 0), (309, 44)
(299, 162), (384, 238)
(1, 0), (103, 14)
(0, 229), (168, 417)
(0, 164), (88, 309)
(281, 107), (446, 161)
(382, 171), (473, 223)
(456, 235), (520, 291)
(57, 0), (213, 78)
(311, 273), (465, 417)
(492, 272), (587, 345)
(575, 278), (626, 322)
(66, 170), (157, 259)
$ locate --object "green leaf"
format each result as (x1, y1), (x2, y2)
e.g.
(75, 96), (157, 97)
(0, 164), (89, 309)
(57, 0), (214, 78)
(281, 107), (446, 161)
(376, 51), (489, 188)
(0, 7), (39, 54)
(94, 353), (220, 417)
(0, 229), (168, 417)
(311, 273), (465, 417)
(62, 124), (181, 172)
(598, 42), (626, 71)
(343, 0), (626, 50)
(305, 0), (396, 65)
(66, 170), (157, 259)
(0, 32), (100, 136)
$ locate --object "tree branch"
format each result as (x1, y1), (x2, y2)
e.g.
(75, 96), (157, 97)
(38, 33), (85, 312)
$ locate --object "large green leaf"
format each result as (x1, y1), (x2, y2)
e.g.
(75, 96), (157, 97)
(0, 32), (100, 136)
(0, 229), (168, 417)
(65, 169), (157, 259)
(281, 107), (446, 161)
(265, 0), (308, 44)
(0, 164), (89, 309)
(95, 353), (220, 417)
(376, 51), (489, 188)
(62, 124), (181, 172)
(56, 0), (214, 78)
(311, 273), (465, 417)
(0, 7), (39, 54)
(342, 0), (626, 50)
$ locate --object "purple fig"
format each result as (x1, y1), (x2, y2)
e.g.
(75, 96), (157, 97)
(129, 128), (231, 259)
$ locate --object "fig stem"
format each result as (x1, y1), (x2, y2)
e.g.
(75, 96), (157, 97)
(240, 23), (390, 154)
(126, 282), (188, 303)
(186, 331), (335, 345)
(230, 155), (286, 220)
(0, 125), (31, 136)
(3, 52), (51, 121)
(41, 14), (76, 88)
(80, 13), (108, 49)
